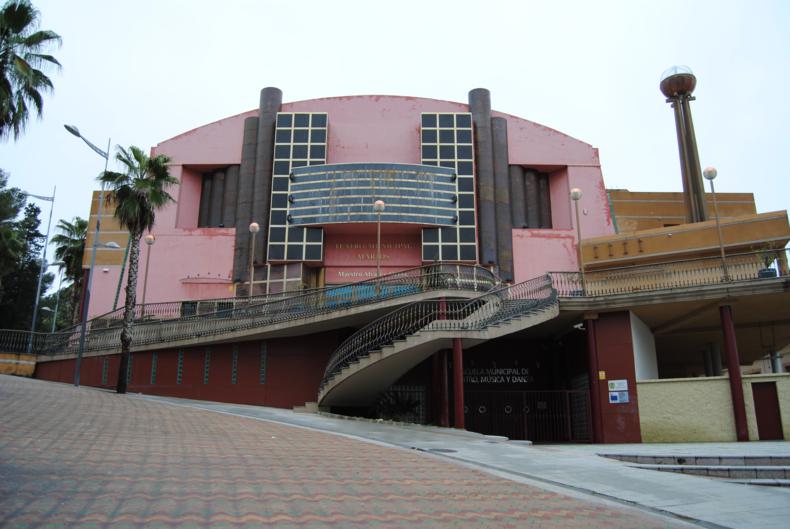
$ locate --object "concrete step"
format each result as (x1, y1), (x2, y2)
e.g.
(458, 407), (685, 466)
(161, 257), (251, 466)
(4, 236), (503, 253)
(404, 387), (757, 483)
(726, 478), (790, 487)
(603, 454), (790, 466)
(631, 463), (790, 479)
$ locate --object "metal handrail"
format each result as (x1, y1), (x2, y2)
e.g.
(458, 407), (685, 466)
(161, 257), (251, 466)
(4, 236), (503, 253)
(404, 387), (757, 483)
(321, 275), (557, 391)
(550, 248), (789, 297)
(0, 264), (498, 356)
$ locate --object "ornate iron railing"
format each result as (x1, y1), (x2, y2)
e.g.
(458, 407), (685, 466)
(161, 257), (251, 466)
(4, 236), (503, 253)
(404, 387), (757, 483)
(321, 275), (556, 391)
(0, 264), (498, 356)
(550, 248), (789, 298)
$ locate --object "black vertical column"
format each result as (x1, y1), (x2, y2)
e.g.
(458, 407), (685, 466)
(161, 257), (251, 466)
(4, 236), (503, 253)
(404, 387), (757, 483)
(198, 176), (212, 228)
(223, 165), (239, 229)
(509, 165), (526, 228)
(233, 117), (259, 282)
(252, 87), (282, 264)
(491, 117), (512, 281)
(208, 171), (225, 227)
(469, 88), (497, 265)
(538, 174), (552, 228)
(524, 170), (539, 228)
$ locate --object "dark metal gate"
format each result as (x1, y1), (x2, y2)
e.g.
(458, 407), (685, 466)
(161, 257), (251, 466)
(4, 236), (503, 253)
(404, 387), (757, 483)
(465, 390), (592, 443)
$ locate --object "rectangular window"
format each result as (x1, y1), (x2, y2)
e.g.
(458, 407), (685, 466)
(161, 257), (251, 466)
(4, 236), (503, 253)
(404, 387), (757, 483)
(101, 358), (109, 385)
(203, 349), (211, 384)
(150, 352), (158, 385)
(259, 342), (268, 384)
(231, 345), (239, 384)
(177, 350), (183, 384)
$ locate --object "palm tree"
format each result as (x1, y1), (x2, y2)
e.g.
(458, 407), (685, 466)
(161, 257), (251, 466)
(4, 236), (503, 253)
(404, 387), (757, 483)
(50, 216), (87, 324)
(0, 0), (61, 140)
(99, 146), (177, 394)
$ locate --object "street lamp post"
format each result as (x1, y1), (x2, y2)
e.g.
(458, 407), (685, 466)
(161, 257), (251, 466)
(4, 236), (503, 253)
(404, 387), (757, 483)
(248, 222), (260, 298)
(140, 234), (156, 318)
(23, 188), (55, 353)
(65, 124), (111, 387)
(44, 260), (66, 333)
(703, 167), (730, 282)
(570, 188), (586, 294)
(373, 200), (385, 295)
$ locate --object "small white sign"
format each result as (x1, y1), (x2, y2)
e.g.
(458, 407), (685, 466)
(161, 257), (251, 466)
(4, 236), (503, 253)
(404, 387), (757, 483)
(608, 379), (628, 391)
(608, 391), (630, 404)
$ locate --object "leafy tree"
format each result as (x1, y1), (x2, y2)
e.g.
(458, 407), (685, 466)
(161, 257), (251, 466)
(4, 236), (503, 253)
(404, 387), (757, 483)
(0, 0), (61, 140)
(38, 281), (72, 332)
(99, 145), (177, 393)
(0, 168), (24, 294)
(51, 216), (86, 324)
(0, 201), (52, 330)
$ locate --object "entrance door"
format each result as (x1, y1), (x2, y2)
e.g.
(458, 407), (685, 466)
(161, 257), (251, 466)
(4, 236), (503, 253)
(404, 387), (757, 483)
(752, 382), (784, 440)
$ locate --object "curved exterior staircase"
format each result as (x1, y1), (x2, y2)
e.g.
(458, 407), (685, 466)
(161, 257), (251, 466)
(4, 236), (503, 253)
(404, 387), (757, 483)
(318, 275), (560, 407)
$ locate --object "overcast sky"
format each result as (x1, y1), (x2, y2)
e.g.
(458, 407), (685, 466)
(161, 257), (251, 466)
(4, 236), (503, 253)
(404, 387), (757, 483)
(2, 0), (788, 237)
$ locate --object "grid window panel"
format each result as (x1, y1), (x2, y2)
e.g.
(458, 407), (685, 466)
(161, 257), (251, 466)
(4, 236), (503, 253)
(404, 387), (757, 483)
(203, 349), (211, 385)
(177, 350), (183, 384)
(126, 353), (133, 384)
(420, 112), (477, 262)
(231, 346), (238, 385)
(268, 112), (327, 263)
(150, 352), (157, 385)
(101, 358), (109, 385)
(259, 342), (268, 384)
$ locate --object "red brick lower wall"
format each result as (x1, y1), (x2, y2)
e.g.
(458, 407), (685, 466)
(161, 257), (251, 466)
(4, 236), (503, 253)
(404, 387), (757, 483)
(34, 330), (341, 409)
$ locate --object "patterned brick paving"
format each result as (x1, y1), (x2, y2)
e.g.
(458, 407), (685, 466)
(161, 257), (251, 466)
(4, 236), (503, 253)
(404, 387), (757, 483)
(0, 376), (688, 528)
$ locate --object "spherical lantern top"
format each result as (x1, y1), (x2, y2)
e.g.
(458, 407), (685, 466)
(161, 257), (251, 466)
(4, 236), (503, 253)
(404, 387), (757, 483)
(144, 234), (156, 246)
(249, 222), (260, 233)
(373, 200), (385, 213)
(659, 66), (697, 98)
(703, 166), (718, 181)
(659, 65), (696, 98)
(570, 188), (582, 201)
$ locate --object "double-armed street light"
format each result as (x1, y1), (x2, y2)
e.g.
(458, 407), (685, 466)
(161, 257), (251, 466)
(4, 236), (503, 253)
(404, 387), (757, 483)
(248, 222), (260, 298)
(703, 167), (730, 282)
(64, 124), (113, 386)
(570, 188), (586, 294)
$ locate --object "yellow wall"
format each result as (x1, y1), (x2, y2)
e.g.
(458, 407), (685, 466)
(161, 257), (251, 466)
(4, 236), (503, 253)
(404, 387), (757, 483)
(638, 376), (736, 442)
(638, 374), (790, 442)
(608, 189), (756, 232)
(82, 191), (130, 267)
(0, 353), (36, 377)
(582, 211), (790, 269)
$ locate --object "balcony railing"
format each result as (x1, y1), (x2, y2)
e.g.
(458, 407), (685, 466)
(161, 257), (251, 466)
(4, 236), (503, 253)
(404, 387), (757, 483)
(0, 264), (498, 357)
(550, 248), (789, 298)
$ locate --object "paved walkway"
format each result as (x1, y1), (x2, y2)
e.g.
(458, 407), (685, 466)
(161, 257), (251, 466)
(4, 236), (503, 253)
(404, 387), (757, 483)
(1, 376), (695, 528)
(136, 394), (790, 529)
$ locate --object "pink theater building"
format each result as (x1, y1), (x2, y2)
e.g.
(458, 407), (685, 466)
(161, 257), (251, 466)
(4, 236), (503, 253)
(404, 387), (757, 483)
(32, 87), (790, 444)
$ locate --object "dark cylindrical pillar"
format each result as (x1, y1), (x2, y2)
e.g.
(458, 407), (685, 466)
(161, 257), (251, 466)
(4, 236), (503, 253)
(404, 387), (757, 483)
(703, 347), (714, 377)
(680, 97), (708, 221)
(671, 100), (695, 223)
(538, 174), (552, 228)
(233, 117), (259, 282)
(469, 88), (497, 265)
(509, 165), (526, 228)
(719, 305), (748, 441)
(198, 176), (212, 228)
(524, 170), (539, 228)
(586, 318), (603, 443)
(223, 165), (239, 229)
(491, 117), (513, 281)
(711, 342), (723, 376)
(252, 87), (282, 264)
(432, 349), (449, 427)
(208, 171), (225, 228)
(452, 338), (465, 429)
